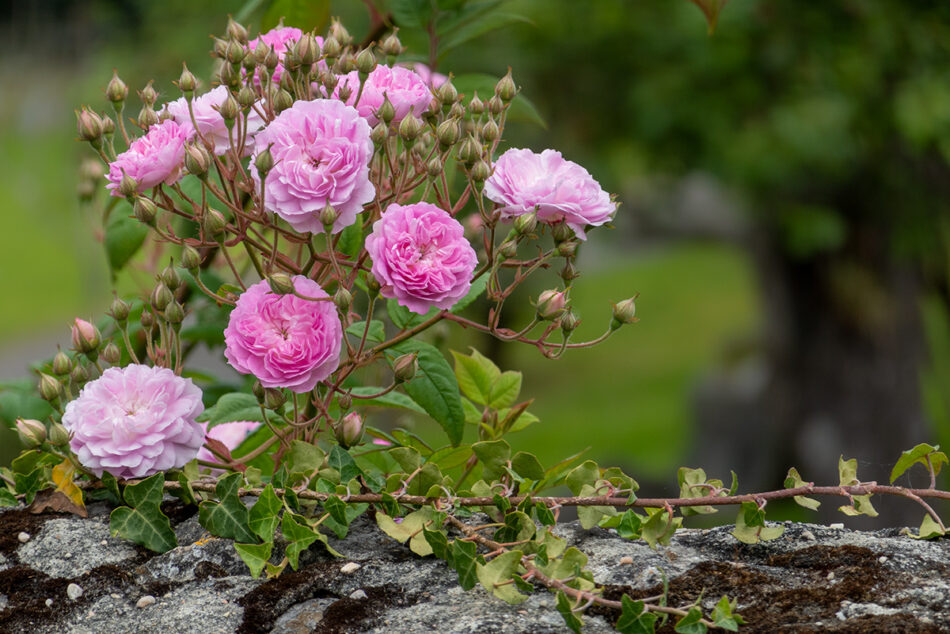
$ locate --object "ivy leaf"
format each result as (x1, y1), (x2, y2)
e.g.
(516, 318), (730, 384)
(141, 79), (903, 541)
(617, 595), (658, 634)
(105, 210), (148, 272)
(451, 539), (481, 590)
(555, 591), (584, 633)
(904, 514), (947, 540)
(711, 595), (745, 631)
(784, 467), (820, 511)
(109, 473), (176, 553)
(286, 440), (325, 476)
(328, 445), (361, 483)
(617, 510), (644, 541)
(248, 484), (282, 542)
(641, 507), (682, 549)
(388, 341), (465, 446)
(423, 528), (451, 561)
(477, 549), (527, 604)
(282, 512), (320, 570)
(198, 472), (256, 543)
(674, 606), (707, 633)
(494, 511), (536, 544)
(890, 443), (948, 483)
(511, 451), (544, 481)
(565, 460), (600, 495)
(838, 456), (859, 486)
(577, 483), (617, 529)
(0, 489), (17, 507)
(324, 495), (348, 526)
(376, 507), (444, 556)
(732, 502), (784, 544)
(534, 502), (556, 526)
(472, 439), (511, 481)
(234, 541), (272, 579)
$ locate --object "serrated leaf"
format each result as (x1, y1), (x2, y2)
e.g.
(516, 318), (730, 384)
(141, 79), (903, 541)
(198, 472), (256, 543)
(387, 341), (465, 446)
(555, 591), (584, 633)
(109, 473), (176, 553)
(511, 451), (544, 481)
(345, 320), (385, 343)
(674, 606), (707, 633)
(281, 512), (319, 570)
(472, 439), (511, 481)
(890, 443), (948, 484)
(488, 371), (522, 409)
(451, 539), (481, 590)
(477, 549), (527, 604)
(105, 210), (148, 272)
(234, 541), (272, 578)
(249, 484), (282, 542)
(451, 349), (500, 405)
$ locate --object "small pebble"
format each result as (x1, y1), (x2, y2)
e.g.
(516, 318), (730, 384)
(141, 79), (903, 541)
(340, 562), (361, 574)
(136, 595), (156, 609)
(878, 556), (888, 564)
(829, 523), (844, 529)
(801, 530), (816, 541)
(45, 599), (53, 608)
(619, 556), (634, 565)
(110, 594), (121, 600)
(826, 571), (835, 580)
(100, 540), (108, 546)
(349, 589), (368, 600)
(17, 532), (30, 544)
(66, 583), (83, 601)
(64, 552), (72, 559)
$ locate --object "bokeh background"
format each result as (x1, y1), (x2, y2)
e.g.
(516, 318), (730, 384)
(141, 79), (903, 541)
(2, 0), (950, 525)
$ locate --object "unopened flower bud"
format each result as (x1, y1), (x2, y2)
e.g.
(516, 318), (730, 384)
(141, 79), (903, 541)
(334, 287), (352, 312)
(101, 341), (121, 364)
(274, 89), (294, 113)
(337, 391), (352, 411)
(335, 412), (364, 448)
(176, 64), (197, 95)
(254, 146), (274, 174)
(76, 109), (103, 143)
(371, 122), (387, 145)
(552, 222), (574, 243)
(438, 79), (458, 106)
(140, 82), (157, 106)
(38, 373), (61, 402)
(264, 388), (286, 410)
(497, 239), (518, 259)
(481, 119), (499, 142)
(133, 196), (157, 226)
(219, 94), (240, 126)
(488, 95), (504, 116)
(185, 143), (211, 177)
(329, 19), (352, 46)
(560, 309), (579, 333)
(427, 157), (443, 178)
(495, 70), (517, 102)
(380, 30), (404, 58)
(163, 300), (185, 324)
(180, 245), (201, 271)
(101, 115), (116, 136)
(320, 204), (338, 231)
(237, 85), (256, 109)
(71, 318), (101, 354)
(52, 351), (72, 376)
(356, 48), (376, 75)
(226, 39), (246, 64)
(436, 119), (460, 148)
(106, 71), (128, 104)
(70, 363), (89, 385)
(322, 36), (341, 61)
(365, 274), (381, 298)
(398, 113), (423, 143)
(468, 93), (485, 116)
(471, 159), (491, 182)
(252, 380), (266, 403)
(610, 297), (638, 330)
(161, 264), (183, 291)
(213, 37), (229, 59)
(151, 283), (174, 311)
(336, 79), (353, 103)
(138, 105), (159, 129)
(457, 136), (480, 166)
(202, 208), (227, 237)
(140, 309), (155, 330)
(253, 40), (270, 65)
(392, 353), (418, 383)
(110, 296), (131, 323)
(560, 260), (578, 284)
(227, 17), (248, 44)
(513, 212), (537, 236)
(536, 290), (567, 321)
(557, 240), (578, 258)
(448, 102), (465, 120)
(49, 422), (70, 447)
(16, 419), (46, 448)
(377, 96), (395, 126)
(268, 272), (295, 295)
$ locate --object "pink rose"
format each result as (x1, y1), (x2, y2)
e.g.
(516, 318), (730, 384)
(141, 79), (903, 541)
(62, 364), (205, 479)
(484, 148), (616, 240)
(399, 62), (447, 89)
(246, 27), (323, 85)
(105, 119), (189, 196)
(366, 202), (478, 314)
(335, 65), (433, 125)
(162, 86), (265, 156)
(249, 99), (375, 234)
(197, 421), (261, 465)
(224, 276), (343, 393)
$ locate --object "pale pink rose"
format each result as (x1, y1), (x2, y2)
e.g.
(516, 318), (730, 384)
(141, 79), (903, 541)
(249, 99), (375, 234)
(162, 86), (265, 156)
(399, 62), (447, 89)
(63, 365), (205, 479)
(246, 27), (324, 85)
(105, 119), (189, 196)
(334, 65), (433, 125)
(484, 148), (616, 240)
(366, 202), (478, 314)
(197, 421), (261, 464)
(224, 276), (343, 393)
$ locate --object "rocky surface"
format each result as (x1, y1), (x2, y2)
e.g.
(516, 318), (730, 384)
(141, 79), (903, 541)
(0, 501), (947, 633)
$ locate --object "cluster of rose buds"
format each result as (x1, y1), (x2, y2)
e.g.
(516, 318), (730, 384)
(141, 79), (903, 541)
(64, 17), (636, 479)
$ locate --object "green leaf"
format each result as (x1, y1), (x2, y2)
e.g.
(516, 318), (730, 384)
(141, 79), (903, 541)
(488, 371), (522, 409)
(477, 549), (527, 604)
(14, 467), (45, 505)
(323, 502), (369, 540)
(555, 591), (583, 633)
(286, 440), (325, 476)
(389, 446), (424, 473)
(838, 456), (859, 486)
(199, 392), (268, 426)
(450, 273), (489, 314)
(429, 445), (473, 471)
(0, 387), (53, 428)
(784, 467), (820, 511)
(711, 595), (745, 631)
(198, 472), (257, 543)
(451, 349), (500, 405)
(890, 443), (948, 483)
(324, 495), (348, 526)
(345, 320), (385, 344)
(109, 473), (176, 553)
(328, 445), (361, 483)
(439, 12), (532, 59)
(387, 341), (465, 446)
(348, 387), (426, 414)
(338, 212), (363, 259)
(674, 606), (707, 634)
(387, 298), (437, 330)
(905, 514), (947, 540)
(577, 483), (617, 529)
(494, 510), (536, 544)
(565, 460), (600, 495)
(617, 595), (658, 634)
(732, 502), (784, 544)
(641, 507), (682, 549)
(281, 512), (320, 570)
(511, 451), (544, 481)
(249, 484), (282, 542)
(105, 210), (148, 272)
(423, 528), (451, 561)
(617, 510), (644, 540)
(451, 539), (481, 590)
(375, 507), (445, 556)
(234, 541), (272, 579)
(391, 0), (433, 28)
(0, 488), (17, 507)
(261, 0), (331, 32)
(534, 501), (556, 526)
(472, 439), (511, 481)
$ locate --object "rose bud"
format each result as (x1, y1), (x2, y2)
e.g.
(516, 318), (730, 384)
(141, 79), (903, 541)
(178, 64), (197, 95)
(16, 419), (46, 448)
(536, 290), (567, 321)
(610, 297), (638, 330)
(48, 422), (70, 447)
(71, 318), (101, 354)
(106, 71), (128, 104)
(495, 70), (517, 102)
(38, 373), (62, 402)
(392, 352), (418, 383)
(334, 288), (352, 312)
(76, 109), (104, 143)
(335, 412), (364, 448)
(268, 273), (295, 295)
(101, 342), (122, 365)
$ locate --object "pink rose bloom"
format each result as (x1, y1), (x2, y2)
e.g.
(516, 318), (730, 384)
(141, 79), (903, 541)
(197, 421), (260, 464)
(105, 119), (189, 196)
(62, 365), (205, 479)
(249, 99), (375, 234)
(162, 86), (265, 156)
(484, 148), (616, 240)
(399, 62), (447, 89)
(335, 65), (433, 125)
(366, 202), (478, 314)
(224, 276), (343, 393)
(246, 27), (324, 85)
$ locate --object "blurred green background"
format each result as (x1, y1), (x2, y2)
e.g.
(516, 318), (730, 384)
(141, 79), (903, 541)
(3, 0), (950, 524)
